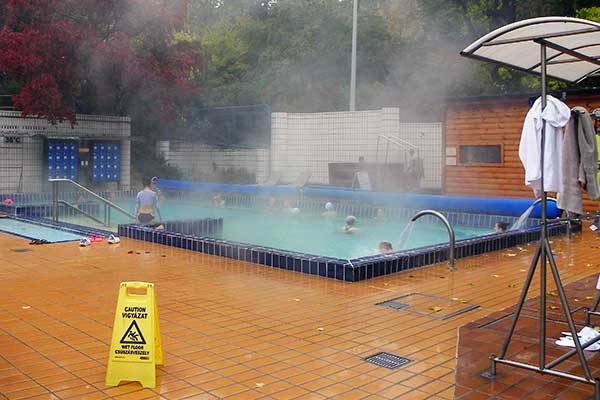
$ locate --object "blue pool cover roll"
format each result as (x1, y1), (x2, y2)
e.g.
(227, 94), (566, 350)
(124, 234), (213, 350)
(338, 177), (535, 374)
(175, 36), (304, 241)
(156, 179), (560, 218)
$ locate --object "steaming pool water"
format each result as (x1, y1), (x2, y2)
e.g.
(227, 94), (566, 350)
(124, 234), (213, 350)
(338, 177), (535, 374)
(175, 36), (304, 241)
(67, 200), (492, 259)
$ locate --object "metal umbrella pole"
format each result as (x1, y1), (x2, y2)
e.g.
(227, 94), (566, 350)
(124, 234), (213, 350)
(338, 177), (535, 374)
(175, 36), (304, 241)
(485, 42), (598, 396)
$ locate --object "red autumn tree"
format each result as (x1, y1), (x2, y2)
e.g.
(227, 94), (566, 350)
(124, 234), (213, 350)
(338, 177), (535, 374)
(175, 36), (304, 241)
(0, 0), (201, 125)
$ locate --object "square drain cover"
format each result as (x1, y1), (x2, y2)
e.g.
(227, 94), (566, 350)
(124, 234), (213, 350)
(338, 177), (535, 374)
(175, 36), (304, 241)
(379, 301), (409, 310)
(365, 352), (411, 369)
(11, 249), (32, 253)
(377, 293), (479, 320)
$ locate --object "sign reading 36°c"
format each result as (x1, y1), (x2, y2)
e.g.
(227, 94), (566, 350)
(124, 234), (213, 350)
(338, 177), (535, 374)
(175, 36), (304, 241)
(106, 282), (163, 388)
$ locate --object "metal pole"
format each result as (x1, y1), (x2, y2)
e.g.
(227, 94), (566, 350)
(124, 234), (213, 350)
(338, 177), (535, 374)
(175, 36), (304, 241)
(349, 0), (358, 111)
(545, 239), (593, 379)
(497, 243), (541, 359)
(385, 141), (389, 164)
(539, 43), (547, 371)
(52, 181), (58, 223)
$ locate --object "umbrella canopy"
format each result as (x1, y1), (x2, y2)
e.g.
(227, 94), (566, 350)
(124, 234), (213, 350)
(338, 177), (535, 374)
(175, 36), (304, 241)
(461, 17), (600, 83)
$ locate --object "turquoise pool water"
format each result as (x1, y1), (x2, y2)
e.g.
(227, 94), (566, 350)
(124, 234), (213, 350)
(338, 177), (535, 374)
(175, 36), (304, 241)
(0, 219), (82, 243)
(64, 200), (490, 259)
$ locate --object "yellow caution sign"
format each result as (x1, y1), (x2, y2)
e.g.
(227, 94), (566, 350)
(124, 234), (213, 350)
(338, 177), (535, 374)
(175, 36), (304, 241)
(106, 282), (163, 388)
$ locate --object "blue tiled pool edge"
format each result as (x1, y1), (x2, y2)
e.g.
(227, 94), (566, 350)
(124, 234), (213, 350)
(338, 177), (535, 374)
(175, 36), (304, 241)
(10, 216), (115, 240)
(0, 216), (92, 243)
(118, 221), (569, 282)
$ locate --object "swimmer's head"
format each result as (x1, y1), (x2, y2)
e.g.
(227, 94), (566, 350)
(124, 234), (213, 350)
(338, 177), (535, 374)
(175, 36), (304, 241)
(495, 221), (509, 233)
(325, 202), (334, 211)
(345, 215), (357, 226)
(378, 241), (393, 253)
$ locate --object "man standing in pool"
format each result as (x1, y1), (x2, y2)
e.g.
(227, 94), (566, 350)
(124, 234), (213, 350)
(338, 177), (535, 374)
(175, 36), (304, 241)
(136, 179), (162, 225)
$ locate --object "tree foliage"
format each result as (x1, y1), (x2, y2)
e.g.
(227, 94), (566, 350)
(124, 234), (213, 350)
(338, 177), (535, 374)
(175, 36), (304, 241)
(182, 0), (600, 117)
(0, 0), (201, 125)
(2, 0), (600, 127)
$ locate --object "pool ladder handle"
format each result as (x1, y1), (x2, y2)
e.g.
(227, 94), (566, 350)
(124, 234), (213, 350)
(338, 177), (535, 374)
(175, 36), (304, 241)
(57, 200), (107, 227)
(410, 209), (455, 271)
(49, 178), (136, 226)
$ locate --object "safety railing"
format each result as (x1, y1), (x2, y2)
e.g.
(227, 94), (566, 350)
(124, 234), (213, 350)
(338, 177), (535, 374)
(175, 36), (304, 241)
(49, 179), (136, 227)
(410, 209), (456, 270)
(375, 135), (419, 165)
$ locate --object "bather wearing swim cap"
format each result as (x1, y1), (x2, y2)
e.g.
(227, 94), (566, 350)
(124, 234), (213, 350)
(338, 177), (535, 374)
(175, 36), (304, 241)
(343, 215), (359, 233)
(321, 202), (337, 218)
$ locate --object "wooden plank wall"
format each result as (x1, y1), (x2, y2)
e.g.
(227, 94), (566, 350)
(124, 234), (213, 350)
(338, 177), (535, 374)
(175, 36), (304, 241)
(444, 94), (600, 212)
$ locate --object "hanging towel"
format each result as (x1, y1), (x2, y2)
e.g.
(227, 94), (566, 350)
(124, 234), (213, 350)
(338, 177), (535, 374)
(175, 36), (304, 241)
(597, 135), (600, 190)
(558, 107), (599, 214)
(519, 95), (571, 196)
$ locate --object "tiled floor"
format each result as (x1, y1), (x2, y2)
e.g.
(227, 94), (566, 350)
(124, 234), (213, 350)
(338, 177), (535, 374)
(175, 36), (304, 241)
(456, 271), (600, 400)
(0, 228), (599, 399)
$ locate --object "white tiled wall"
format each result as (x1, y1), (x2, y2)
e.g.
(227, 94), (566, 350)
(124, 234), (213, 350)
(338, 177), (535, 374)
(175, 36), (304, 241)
(0, 111), (130, 138)
(0, 111), (132, 193)
(0, 136), (44, 193)
(161, 141), (269, 182)
(162, 107), (442, 189)
(120, 139), (131, 190)
(271, 108), (442, 188)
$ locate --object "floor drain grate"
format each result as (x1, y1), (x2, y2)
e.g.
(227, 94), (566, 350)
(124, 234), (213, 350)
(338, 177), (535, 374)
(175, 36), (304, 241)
(10, 249), (32, 253)
(376, 293), (480, 320)
(364, 352), (411, 369)
(378, 300), (409, 310)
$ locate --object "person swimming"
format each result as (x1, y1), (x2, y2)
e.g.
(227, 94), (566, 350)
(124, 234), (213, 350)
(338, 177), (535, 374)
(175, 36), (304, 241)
(378, 241), (393, 254)
(374, 208), (386, 221)
(136, 179), (161, 224)
(283, 200), (300, 215)
(265, 197), (278, 213)
(212, 194), (225, 208)
(321, 202), (337, 218)
(495, 221), (509, 233)
(342, 215), (359, 234)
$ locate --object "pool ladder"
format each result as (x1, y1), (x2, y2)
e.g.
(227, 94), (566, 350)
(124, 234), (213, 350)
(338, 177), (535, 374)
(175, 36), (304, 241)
(410, 209), (456, 270)
(49, 179), (136, 227)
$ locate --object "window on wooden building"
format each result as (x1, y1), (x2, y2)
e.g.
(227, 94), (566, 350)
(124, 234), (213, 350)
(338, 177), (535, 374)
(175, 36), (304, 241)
(458, 145), (502, 165)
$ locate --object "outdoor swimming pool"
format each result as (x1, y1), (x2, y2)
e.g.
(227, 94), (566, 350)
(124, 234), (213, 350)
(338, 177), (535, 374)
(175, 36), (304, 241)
(1, 187), (566, 281)
(60, 199), (490, 259)
(0, 218), (82, 243)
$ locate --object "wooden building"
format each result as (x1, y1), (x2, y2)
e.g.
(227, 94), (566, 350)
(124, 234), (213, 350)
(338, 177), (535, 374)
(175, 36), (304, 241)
(443, 89), (600, 212)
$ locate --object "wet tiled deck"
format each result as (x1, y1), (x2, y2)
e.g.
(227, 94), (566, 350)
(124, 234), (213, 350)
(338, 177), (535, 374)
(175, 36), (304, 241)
(1, 228), (599, 399)
(456, 270), (600, 399)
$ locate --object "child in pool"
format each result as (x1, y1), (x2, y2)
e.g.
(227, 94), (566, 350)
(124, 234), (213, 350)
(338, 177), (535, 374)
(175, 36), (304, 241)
(342, 215), (359, 234)
(212, 194), (225, 208)
(321, 202), (337, 218)
(378, 241), (393, 254)
(495, 221), (509, 233)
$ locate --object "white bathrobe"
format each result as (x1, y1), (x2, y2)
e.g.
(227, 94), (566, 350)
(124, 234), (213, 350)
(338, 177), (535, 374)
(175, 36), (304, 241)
(519, 95), (571, 196)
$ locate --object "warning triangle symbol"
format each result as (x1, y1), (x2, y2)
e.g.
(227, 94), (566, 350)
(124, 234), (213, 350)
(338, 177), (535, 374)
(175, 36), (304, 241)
(119, 320), (146, 345)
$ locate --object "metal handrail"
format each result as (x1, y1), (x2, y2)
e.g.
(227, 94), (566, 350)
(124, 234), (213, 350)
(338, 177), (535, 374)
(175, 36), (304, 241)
(49, 179), (136, 225)
(375, 135), (419, 164)
(384, 135), (419, 150)
(411, 209), (456, 270)
(57, 200), (107, 226)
